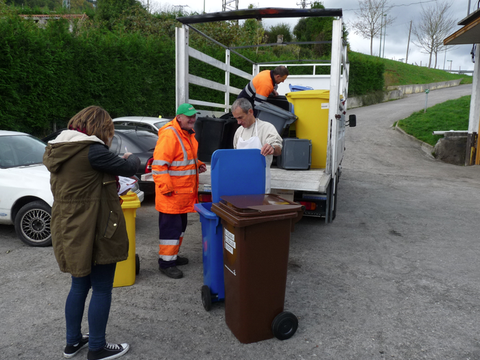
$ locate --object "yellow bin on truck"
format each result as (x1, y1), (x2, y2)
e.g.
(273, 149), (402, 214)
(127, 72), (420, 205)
(286, 90), (330, 169)
(113, 191), (141, 288)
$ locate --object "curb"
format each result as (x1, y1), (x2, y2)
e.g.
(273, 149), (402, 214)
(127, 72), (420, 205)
(394, 122), (435, 158)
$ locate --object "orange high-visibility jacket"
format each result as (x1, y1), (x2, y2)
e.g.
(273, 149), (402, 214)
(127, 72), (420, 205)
(240, 70), (276, 107)
(152, 118), (204, 214)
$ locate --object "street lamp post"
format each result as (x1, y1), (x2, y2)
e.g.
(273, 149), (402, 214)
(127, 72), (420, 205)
(447, 60), (453, 71)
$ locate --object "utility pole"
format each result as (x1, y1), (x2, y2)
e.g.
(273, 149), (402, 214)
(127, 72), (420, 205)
(378, 2), (385, 57)
(173, 5), (189, 12)
(222, 0), (238, 12)
(297, 0), (310, 8)
(382, 14), (386, 58)
(406, 20), (412, 64)
(379, 23), (383, 57)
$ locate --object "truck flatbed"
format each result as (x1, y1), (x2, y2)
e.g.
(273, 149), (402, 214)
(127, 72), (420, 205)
(194, 165), (330, 194)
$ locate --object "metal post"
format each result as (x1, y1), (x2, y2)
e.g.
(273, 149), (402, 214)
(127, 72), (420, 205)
(225, 49), (231, 112)
(175, 25), (189, 109)
(382, 14), (386, 58)
(406, 20), (412, 64)
(424, 89), (429, 113)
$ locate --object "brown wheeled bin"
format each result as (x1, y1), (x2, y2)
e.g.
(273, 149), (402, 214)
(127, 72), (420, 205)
(211, 194), (303, 344)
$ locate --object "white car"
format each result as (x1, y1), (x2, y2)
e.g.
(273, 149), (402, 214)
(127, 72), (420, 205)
(0, 130), (144, 247)
(112, 116), (171, 134)
(0, 130), (53, 246)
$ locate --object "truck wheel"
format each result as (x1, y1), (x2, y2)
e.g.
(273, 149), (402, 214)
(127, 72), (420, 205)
(272, 311), (298, 340)
(14, 201), (52, 247)
(135, 254), (140, 275)
(201, 285), (212, 311)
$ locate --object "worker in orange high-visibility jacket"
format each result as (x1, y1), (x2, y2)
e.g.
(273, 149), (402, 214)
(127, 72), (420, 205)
(237, 65), (289, 116)
(152, 103), (207, 279)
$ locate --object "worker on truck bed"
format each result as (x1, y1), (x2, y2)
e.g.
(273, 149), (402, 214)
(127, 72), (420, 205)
(152, 103), (207, 279)
(237, 66), (289, 116)
(232, 98), (282, 194)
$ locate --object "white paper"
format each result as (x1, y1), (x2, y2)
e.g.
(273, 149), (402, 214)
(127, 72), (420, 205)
(118, 176), (137, 195)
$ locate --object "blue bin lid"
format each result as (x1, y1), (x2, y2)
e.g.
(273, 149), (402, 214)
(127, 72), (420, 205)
(210, 149), (266, 203)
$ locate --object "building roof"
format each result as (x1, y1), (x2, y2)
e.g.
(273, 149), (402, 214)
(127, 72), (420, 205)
(444, 9), (480, 45)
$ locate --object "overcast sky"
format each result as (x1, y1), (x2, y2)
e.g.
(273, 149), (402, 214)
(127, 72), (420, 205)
(145, 0), (476, 73)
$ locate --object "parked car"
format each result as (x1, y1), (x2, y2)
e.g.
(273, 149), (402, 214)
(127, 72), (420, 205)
(43, 128), (154, 195)
(0, 130), (53, 246)
(110, 129), (158, 194)
(112, 116), (171, 134)
(43, 128), (157, 195)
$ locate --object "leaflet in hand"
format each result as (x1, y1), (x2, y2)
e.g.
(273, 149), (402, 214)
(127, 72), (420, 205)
(118, 176), (138, 195)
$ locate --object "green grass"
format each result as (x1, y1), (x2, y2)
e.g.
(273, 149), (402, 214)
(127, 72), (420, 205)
(382, 57), (473, 87)
(397, 95), (471, 146)
(351, 52), (473, 87)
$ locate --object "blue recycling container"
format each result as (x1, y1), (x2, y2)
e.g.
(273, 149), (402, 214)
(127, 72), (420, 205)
(196, 149), (266, 311)
(288, 84), (314, 92)
(195, 202), (225, 311)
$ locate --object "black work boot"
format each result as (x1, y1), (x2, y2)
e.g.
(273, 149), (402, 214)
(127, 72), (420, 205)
(160, 266), (183, 279)
(176, 255), (189, 266)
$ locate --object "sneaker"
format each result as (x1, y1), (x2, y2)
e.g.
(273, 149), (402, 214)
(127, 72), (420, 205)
(87, 343), (130, 360)
(160, 266), (183, 279)
(176, 255), (189, 266)
(63, 334), (89, 358)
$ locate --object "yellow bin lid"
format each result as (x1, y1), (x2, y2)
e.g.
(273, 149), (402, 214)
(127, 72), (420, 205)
(120, 191), (141, 209)
(286, 89), (330, 100)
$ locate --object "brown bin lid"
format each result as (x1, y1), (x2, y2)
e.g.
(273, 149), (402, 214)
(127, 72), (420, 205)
(211, 202), (299, 228)
(219, 194), (303, 217)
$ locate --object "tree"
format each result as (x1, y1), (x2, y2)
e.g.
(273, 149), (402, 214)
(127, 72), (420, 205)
(242, 4), (265, 51)
(350, 0), (395, 56)
(412, 1), (456, 69)
(293, 1), (335, 57)
(266, 23), (292, 44)
(96, 0), (140, 23)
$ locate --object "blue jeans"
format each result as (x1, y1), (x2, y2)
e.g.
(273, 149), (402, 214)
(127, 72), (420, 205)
(65, 263), (116, 351)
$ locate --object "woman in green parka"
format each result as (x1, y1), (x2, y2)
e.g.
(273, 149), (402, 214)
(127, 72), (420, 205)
(43, 106), (140, 360)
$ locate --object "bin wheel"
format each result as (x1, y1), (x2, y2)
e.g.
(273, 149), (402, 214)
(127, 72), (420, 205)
(135, 254), (140, 275)
(272, 311), (298, 340)
(201, 285), (212, 311)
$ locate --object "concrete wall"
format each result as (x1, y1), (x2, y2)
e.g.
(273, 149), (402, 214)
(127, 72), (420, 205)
(348, 79), (463, 109)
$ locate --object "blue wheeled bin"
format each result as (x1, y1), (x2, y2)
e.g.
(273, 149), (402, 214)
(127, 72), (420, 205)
(196, 149), (266, 311)
(195, 202), (224, 311)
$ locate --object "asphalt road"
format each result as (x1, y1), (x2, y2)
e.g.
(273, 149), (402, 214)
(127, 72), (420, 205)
(1, 84), (478, 360)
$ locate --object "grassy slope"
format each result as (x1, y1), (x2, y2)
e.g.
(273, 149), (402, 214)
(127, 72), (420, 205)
(350, 51), (473, 87)
(397, 96), (471, 146)
(351, 53), (473, 146)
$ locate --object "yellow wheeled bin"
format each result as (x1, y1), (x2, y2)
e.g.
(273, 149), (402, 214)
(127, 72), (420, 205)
(286, 90), (330, 169)
(113, 191), (141, 288)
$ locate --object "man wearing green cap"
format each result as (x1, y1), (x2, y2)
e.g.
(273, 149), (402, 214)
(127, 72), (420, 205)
(152, 103), (207, 279)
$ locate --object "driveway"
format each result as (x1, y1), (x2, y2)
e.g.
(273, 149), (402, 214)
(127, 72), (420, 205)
(1, 84), (478, 360)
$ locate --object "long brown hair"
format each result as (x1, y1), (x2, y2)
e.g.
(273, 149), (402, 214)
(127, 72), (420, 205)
(67, 106), (114, 146)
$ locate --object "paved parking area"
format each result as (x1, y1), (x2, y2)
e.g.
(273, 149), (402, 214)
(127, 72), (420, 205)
(1, 84), (479, 359)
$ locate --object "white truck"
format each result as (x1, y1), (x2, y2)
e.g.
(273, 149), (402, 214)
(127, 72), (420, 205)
(174, 7), (355, 222)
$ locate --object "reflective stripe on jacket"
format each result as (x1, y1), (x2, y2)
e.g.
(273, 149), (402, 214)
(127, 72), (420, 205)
(152, 118), (204, 214)
(239, 70), (276, 107)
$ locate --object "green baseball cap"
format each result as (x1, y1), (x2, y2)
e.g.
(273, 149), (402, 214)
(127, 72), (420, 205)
(176, 103), (197, 116)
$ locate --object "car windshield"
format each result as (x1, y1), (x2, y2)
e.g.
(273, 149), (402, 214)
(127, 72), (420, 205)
(110, 130), (158, 154)
(0, 135), (46, 168)
(154, 121), (169, 129)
